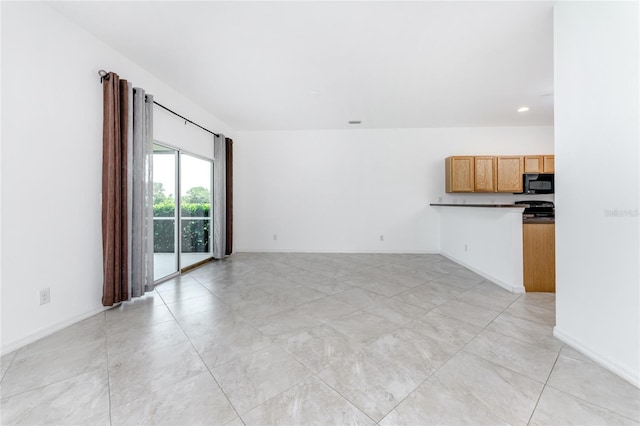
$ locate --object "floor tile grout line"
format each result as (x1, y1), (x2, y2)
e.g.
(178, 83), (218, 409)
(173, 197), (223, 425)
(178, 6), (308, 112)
(224, 354), (316, 421)
(400, 292), (532, 425)
(0, 350), (18, 385)
(291, 278), (496, 424)
(443, 290), (560, 425)
(443, 290), (556, 382)
(482, 315), (561, 351)
(525, 349), (562, 425)
(375, 370), (437, 424)
(0, 314), (110, 415)
(423, 299), (504, 329)
(474, 326), (562, 358)
(312, 370), (381, 425)
(364, 291), (517, 426)
(103, 311), (114, 426)
(164, 296), (246, 425)
(0, 351), (109, 401)
(542, 381), (640, 424)
(542, 344), (640, 424)
(436, 373), (520, 426)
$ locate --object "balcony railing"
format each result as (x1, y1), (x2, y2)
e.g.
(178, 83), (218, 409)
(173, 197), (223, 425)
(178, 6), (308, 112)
(153, 216), (211, 253)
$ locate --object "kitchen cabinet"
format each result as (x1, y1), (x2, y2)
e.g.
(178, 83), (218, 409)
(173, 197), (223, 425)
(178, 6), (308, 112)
(524, 155), (555, 173)
(496, 156), (524, 192)
(446, 154), (551, 193)
(445, 156), (474, 193)
(524, 156), (543, 173)
(523, 223), (556, 292)
(474, 156), (497, 192)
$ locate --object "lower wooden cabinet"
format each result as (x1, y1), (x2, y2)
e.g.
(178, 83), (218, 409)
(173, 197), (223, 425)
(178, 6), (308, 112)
(523, 223), (556, 292)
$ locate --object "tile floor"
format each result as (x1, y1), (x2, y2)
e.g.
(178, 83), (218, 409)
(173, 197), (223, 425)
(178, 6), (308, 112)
(1, 253), (638, 425)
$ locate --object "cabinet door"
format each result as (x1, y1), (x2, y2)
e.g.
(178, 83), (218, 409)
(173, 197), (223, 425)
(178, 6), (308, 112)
(543, 155), (555, 173)
(496, 156), (524, 192)
(445, 156), (474, 193)
(524, 156), (543, 173)
(523, 223), (556, 292)
(474, 156), (496, 192)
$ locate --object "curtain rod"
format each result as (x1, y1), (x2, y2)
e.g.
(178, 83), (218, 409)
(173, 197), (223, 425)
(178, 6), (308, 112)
(98, 69), (220, 138)
(152, 101), (220, 137)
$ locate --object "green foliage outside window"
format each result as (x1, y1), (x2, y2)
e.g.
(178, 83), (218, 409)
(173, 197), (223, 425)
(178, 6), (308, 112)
(182, 186), (210, 204)
(153, 202), (211, 253)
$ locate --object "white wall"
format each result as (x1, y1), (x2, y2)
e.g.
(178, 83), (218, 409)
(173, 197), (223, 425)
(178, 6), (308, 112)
(234, 127), (553, 253)
(438, 206), (525, 293)
(554, 2), (639, 386)
(0, 2), (233, 354)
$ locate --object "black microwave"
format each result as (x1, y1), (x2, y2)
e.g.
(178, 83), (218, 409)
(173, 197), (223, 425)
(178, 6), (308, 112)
(521, 173), (554, 194)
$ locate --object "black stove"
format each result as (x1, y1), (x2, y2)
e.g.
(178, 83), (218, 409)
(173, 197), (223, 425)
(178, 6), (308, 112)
(515, 200), (555, 219)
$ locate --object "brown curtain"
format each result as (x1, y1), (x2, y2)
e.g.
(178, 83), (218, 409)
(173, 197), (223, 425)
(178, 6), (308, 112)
(225, 138), (233, 255)
(102, 73), (129, 306)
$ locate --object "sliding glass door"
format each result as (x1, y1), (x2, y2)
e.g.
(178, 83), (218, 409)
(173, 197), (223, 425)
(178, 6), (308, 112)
(180, 154), (213, 269)
(153, 146), (213, 281)
(153, 144), (179, 280)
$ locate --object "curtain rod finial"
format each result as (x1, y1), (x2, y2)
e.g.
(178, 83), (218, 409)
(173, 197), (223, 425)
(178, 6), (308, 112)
(98, 69), (109, 83)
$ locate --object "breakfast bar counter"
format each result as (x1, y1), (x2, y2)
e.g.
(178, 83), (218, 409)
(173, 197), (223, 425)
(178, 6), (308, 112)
(431, 203), (526, 293)
(429, 203), (525, 208)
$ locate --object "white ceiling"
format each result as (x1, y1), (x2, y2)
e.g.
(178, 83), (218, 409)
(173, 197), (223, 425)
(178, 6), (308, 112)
(49, 1), (554, 131)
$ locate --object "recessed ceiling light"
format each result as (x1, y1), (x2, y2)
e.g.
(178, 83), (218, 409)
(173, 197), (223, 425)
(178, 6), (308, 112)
(348, 120), (362, 125)
(517, 106), (530, 113)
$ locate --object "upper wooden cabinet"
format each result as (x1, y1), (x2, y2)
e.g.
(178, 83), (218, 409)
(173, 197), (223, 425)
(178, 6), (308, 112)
(445, 156), (474, 192)
(524, 156), (544, 173)
(474, 156), (497, 192)
(524, 155), (555, 173)
(445, 154), (551, 193)
(496, 156), (524, 193)
(543, 155), (555, 173)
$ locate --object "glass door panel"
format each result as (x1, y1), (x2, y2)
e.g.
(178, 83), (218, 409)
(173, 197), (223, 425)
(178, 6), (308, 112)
(180, 153), (213, 269)
(152, 144), (179, 280)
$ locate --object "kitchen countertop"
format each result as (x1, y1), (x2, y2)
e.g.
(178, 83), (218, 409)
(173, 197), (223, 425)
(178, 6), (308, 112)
(430, 204), (555, 223)
(430, 203), (526, 208)
(523, 217), (556, 224)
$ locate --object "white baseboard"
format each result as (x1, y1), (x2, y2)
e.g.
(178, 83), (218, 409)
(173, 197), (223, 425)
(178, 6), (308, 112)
(234, 248), (440, 254)
(439, 252), (526, 294)
(1, 305), (110, 356)
(554, 327), (640, 389)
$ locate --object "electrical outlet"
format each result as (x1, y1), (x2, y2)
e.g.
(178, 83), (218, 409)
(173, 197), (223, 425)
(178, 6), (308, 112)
(465, 244), (468, 252)
(273, 234), (277, 241)
(380, 235), (384, 242)
(39, 288), (50, 305)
